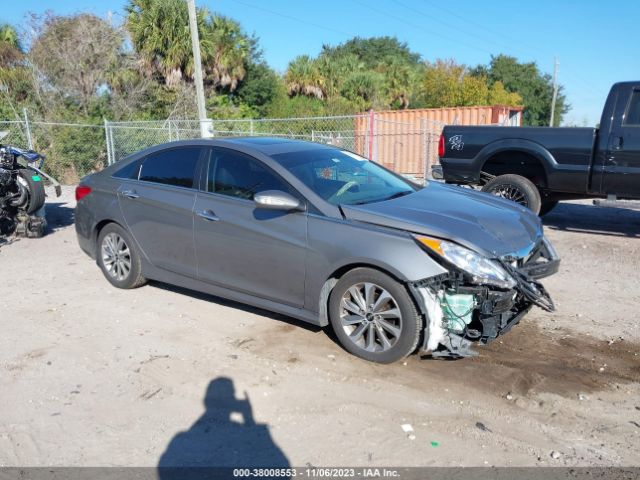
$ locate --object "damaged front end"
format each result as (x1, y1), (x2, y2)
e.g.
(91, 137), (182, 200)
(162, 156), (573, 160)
(409, 236), (558, 358)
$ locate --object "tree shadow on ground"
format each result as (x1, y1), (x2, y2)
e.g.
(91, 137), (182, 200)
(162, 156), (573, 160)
(158, 377), (289, 478)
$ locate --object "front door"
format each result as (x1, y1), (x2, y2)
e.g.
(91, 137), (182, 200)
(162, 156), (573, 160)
(118, 146), (205, 277)
(603, 88), (640, 198)
(193, 147), (307, 307)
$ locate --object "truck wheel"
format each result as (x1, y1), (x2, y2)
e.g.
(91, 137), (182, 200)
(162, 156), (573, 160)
(482, 174), (542, 214)
(15, 169), (46, 214)
(539, 200), (559, 216)
(328, 268), (422, 364)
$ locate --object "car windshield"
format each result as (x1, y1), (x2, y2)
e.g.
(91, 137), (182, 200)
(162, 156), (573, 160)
(272, 148), (418, 206)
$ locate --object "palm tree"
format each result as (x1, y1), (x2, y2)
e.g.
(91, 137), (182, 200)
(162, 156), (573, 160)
(378, 60), (415, 109)
(126, 0), (249, 91)
(316, 52), (362, 98)
(340, 70), (385, 109)
(204, 15), (250, 92)
(127, 0), (211, 86)
(285, 55), (325, 100)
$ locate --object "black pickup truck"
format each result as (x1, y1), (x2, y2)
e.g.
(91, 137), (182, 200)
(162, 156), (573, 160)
(435, 81), (640, 215)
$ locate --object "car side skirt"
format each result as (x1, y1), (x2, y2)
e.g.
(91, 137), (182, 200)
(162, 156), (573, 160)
(141, 261), (323, 326)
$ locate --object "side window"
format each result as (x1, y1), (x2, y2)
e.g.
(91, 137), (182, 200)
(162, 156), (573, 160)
(624, 90), (640, 126)
(139, 147), (202, 188)
(209, 148), (292, 200)
(112, 159), (141, 179)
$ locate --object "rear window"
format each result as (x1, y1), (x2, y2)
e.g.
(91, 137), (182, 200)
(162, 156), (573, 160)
(112, 159), (140, 179)
(139, 147), (202, 188)
(624, 90), (640, 126)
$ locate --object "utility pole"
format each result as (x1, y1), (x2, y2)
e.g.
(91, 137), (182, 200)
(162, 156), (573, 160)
(549, 57), (559, 127)
(186, 0), (212, 138)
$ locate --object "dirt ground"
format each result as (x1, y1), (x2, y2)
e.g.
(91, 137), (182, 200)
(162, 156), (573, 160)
(0, 186), (639, 467)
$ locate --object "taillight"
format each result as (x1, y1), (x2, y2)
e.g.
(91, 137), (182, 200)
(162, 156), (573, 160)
(75, 185), (92, 201)
(438, 134), (445, 158)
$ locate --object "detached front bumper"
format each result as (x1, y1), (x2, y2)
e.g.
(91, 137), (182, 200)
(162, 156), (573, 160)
(506, 236), (560, 281)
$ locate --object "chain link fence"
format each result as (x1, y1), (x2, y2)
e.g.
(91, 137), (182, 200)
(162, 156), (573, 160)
(0, 117), (106, 183)
(2, 112), (445, 183)
(105, 114), (445, 180)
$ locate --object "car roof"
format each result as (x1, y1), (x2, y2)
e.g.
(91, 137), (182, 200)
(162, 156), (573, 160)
(167, 136), (338, 156)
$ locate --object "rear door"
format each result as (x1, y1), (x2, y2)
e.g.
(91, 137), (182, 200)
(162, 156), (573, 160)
(603, 88), (640, 197)
(193, 147), (307, 307)
(117, 146), (205, 277)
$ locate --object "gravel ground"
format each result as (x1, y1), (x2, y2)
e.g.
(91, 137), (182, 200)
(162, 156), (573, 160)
(0, 186), (639, 467)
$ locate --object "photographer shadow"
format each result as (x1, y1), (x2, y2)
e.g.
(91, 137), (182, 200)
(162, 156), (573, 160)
(158, 377), (289, 477)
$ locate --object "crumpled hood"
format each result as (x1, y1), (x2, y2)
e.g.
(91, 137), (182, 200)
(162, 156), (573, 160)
(341, 182), (543, 258)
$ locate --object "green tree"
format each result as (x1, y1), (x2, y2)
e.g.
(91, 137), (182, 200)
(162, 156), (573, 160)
(204, 15), (250, 92)
(0, 23), (22, 67)
(126, 0), (251, 92)
(29, 13), (124, 113)
(379, 59), (419, 109)
(235, 62), (280, 117)
(340, 70), (385, 110)
(285, 55), (325, 99)
(321, 36), (421, 69)
(417, 59), (521, 108)
(472, 54), (569, 126)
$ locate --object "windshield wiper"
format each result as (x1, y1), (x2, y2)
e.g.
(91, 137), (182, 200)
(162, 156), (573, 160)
(350, 190), (413, 205)
(379, 190), (413, 202)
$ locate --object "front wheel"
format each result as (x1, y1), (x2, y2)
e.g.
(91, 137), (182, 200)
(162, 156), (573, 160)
(328, 268), (422, 364)
(481, 174), (542, 214)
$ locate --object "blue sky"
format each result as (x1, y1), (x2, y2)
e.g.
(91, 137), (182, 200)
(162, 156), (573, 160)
(3, 0), (639, 125)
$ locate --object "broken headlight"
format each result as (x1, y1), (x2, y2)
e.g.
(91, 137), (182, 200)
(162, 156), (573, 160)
(415, 235), (516, 289)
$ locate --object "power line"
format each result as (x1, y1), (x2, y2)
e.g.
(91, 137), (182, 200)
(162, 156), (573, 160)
(418, 0), (603, 97)
(420, 0), (542, 55)
(350, 0), (494, 56)
(227, 0), (352, 37)
(392, 0), (519, 54)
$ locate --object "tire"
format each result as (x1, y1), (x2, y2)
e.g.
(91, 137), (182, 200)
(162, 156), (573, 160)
(328, 267), (422, 364)
(97, 223), (146, 289)
(539, 200), (559, 216)
(17, 169), (46, 214)
(481, 174), (542, 214)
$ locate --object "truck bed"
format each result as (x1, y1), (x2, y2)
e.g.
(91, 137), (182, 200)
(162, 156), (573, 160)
(440, 126), (597, 194)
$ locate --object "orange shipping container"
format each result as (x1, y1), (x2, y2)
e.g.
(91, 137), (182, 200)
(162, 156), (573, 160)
(354, 105), (523, 178)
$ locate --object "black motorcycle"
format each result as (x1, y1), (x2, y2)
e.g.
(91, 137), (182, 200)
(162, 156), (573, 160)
(0, 131), (61, 238)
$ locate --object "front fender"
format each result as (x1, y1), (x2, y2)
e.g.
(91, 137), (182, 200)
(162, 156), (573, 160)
(304, 215), (448, 317)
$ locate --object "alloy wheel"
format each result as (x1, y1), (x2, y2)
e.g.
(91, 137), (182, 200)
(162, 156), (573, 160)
(339, 282), (403, 353)
(489, 184), (528, 207)
(101, 232), (131, 281)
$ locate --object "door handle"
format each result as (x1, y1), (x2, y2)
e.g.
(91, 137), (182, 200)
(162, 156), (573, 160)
(612, 136), (623, 150)
(121, 190), (139, 199)
(197, 210), (220, 222)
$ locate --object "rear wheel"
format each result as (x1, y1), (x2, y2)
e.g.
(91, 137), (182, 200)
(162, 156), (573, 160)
(97, 223), (146, 289)
(482, 174), (542, 214)
(328, 268), (422, 364)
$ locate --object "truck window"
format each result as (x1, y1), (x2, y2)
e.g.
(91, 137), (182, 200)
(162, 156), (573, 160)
(624, 90), (640, 126)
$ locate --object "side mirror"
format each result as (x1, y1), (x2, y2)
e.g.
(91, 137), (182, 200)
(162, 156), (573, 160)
(254, 190), (303, 211)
